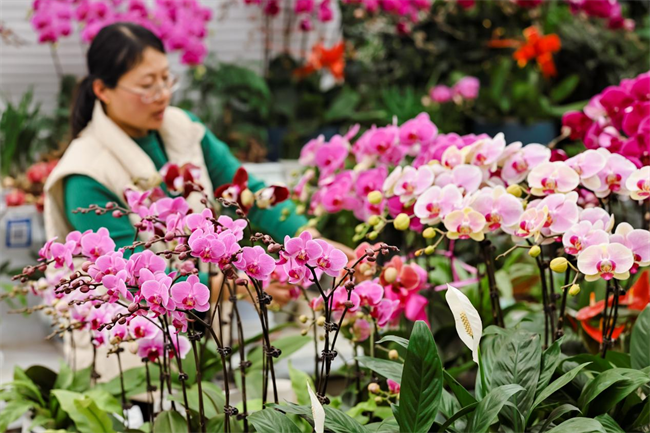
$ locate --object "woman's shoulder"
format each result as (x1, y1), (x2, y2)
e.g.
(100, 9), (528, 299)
(45, 136), (113, 190)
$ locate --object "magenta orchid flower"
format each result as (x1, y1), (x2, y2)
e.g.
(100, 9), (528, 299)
(282, 231), (323, 266)
(470, 186), (523, 231)
(170, 275), (210, 312)
(528, 162), (580, 196)
(126, 250), (167, 285)
(309, 239), (348, 277)
(81, 228), (116, 262)
(625, 166), (650, 200)
(387, 379), (401, 395)
(430, 85), (453, 103)
(139, 268), (175, 316)
(577, 243), (634, 282)
(414, 184), (463, 225)
(562, 221), (610, 256)
(444, 207), (486, 241)
(609, 222), (650, 273)
(216, 215), (248, 241)
(399, 113), (438, 147)
(234, 246), (276, 280)
(129, 315), (160, 340)
(137, 335), (165, 362)
(499, 143), (550, 185)
(88, 251), (126, 283)
(188, 229), (227, 264)
(185, 208), (214, 232)
(371, 298), (400, 327)
(355, 280), (384, 307)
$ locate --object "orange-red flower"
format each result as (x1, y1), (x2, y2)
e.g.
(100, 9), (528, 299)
(576, 270), (649, 343)
(294, 42), (345, 81)
(489, 26), (561, 78)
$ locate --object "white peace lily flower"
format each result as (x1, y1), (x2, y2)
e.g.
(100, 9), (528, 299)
(445, 284), (483, 363)
(307, 382), (325, 433)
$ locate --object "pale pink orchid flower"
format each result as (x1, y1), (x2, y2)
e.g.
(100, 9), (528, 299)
(582, 151), (636, 198)
(565, 149), (607, 180)
(509, 206), (549, 240)
(562, 221), (610, 256)
(577, 243), (634, 282)
(414, 184), (463, 225)
(393, 165), (434, 204)
(500, 143), (550, 185)
(441, 145), (465, 169)
(609, 222), (650, 272)
(528, 162), (580, 196)
(465, 133), (506, 168)
(534, 192), (580, 235)
(579, 207), (615, 232)
(625, 166), (650, 200)
(438, 164), (483, 194)
(470, 186), (523, 231)
(444, 207), (486, 241)
(382, 166), (403, 197)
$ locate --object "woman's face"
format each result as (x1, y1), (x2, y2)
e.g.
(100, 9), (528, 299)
(94, 47), (171, 137)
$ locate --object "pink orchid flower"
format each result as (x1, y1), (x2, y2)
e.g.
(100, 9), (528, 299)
(308, 239), (348, 277)
(441, 146), (465, 169)
(444, 207), (486, 241)
(355, 280), (384, 307)
(399, 112), (438, 147)
(315, 137), (349, 177)
(152, 197), (189, 221)
(185, 208), (214, 232)
(565, 149), (607, 179)
(126, 250), (167, 285)
(450, 164), (483, 194)
(562, 221), (610, 256)
(371, 298), (400, 327)
(124, 189), (151, 214)
(81, 227), (116, 262)
(465, 133), (505, 168)
(499, 143), (550, 185)
(625, 166), (650, 200)
(234, 246), (276, 280)
(510, 206), (548, 240)
(88, 251), (126, 283)
(528, 162), (580, 196)
(49, 241), (75, 270)
(414, 184), (463, 225)
(430, 85), (453, 103)
(579, 207), (615, 232)
(393, 166), (434, 204)
(139, 268), (175, 315)
(65, 231), (83, 255)
(216, 215), (248, 241)
(578, 243), (634, 282)
(171, 310), (189, 333)
(188, 229), (227, 264)
(282, 231), (323, 266)
(352, 318), (371, 342)
(534, 192), (580, 235)
(582, 151), (636, 197)
(453, 76), (480, 100)
(356, 167), (388, 200)
(387, 379), (401, 394)
(170, 275), (210, 312)
(128, 315), (160, 340)
(609, 222), (650, 273)
(470, 186), (523, 231)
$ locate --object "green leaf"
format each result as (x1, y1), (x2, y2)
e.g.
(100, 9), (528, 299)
(376, 335), (409, 349)
(394, 321), (443, 433)
(630, 396), (650, 429)
(0, 400), (33, 432)
(85, 389), (122, 414)
(631, 305), (650, 370)
(52, 390), (114, 433)
(288, 361), (315, 406)
(538, 337), (564, 390)
(532, 363), (591, 412)
(152, 410), (187, 433)
(546, 417), (605, 433)
(578, 369), (650, 415)
(324, 87), (361, 122)
(550, 75), (580, 103)
(5, 380), (45, 406)
(594, 414), (625, 433)
(538, 404), (581, 433)
(248, 408), (302, 433)
(443, 370), (476, 408)
(323, 406), (366, 433)
(468, 384), (524, 433)
(206, 414), (225, 432)
(356, 357), (403, 383)
(54, 361), (74, 390)
(24, 365), (57, 396)
(247, 335), (311, 370)
(605, 351), (631, 369)
(365, 417), (400, 433)
(439, 402), (478, 432)
(168, 382), (225, 418)
(490, 331), (541, 431)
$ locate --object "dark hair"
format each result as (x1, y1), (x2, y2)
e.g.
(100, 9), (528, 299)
(71, 23), (166, 138)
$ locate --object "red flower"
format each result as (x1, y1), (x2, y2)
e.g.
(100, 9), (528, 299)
(294, 42), (345, 81)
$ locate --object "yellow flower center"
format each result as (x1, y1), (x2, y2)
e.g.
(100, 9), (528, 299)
(460, 311), (473, 337)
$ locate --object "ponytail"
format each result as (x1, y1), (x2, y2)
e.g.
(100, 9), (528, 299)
(71, 76), (96, 138)
(68, 22), (166, 139)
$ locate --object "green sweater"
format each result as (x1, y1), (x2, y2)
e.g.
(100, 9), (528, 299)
(63, 112), (307, 256)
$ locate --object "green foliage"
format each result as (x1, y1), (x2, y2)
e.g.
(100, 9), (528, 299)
(152, 410), (186, 433)
(631, 305), (650, 370)
(248, 408), (302, 433)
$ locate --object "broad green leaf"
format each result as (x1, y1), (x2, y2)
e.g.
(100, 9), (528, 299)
(376, 335), (409, 349)
(439, 402), (478, 432)
(395, 321), (443, 433)
(578, 368), (650, 415)
(168, 382), (225, 418)
(152, 410), (187, 433)
(73, 397), (115, 433)
(594, 414), (624, 433)
(538, 404), (581, 433)
(546, 417), (605, 433)
(490, 331), (541, 431)
(0, 400), (33, 433)
(605, 351), (631, 369)
(365, 417), (400, 433)
(248, 408), (302, 433)
(439, 389), (460, 420)
(630, 397), (650, 429)
(268, 403), (366, 433)
(248, 335), (311, 370)
(85, 389), (122, 414)
(356, 356), (403, 383)
(24, 365), (57, 396)
(550, 74), (580, 103)
(54, 361), (74, 390)
(538, 337), (564, 390)
(288, 361), (315, 406)
(98, 366), (151, 398)
(631, 305), (650, 370)
(5, 380), (45, 406)
(532, 363), (591, 413)
(468, 384), (524, 433)
(443, 370), (476, 408)
(206, 414), (225, 432)
(29, 414), (55, 431)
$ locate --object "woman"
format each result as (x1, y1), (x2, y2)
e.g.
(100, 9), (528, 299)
(44, 22), (350, 305)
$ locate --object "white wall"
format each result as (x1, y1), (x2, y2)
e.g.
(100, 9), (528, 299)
(0, 0), (341, 113)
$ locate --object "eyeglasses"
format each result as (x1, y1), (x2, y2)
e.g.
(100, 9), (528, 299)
(118, 73), (180, 104)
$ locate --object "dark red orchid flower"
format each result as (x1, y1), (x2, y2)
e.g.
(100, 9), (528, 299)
(576, 270), (649, 343)
(214, 167), (290, 213)
(161, 162), (201, 197)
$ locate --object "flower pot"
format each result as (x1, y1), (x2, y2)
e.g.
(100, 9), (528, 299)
(471, 119), (559, 145)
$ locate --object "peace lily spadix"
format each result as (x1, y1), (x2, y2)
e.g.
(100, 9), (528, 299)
(445, 284), (483, 363)
(307, 382), (325, 433)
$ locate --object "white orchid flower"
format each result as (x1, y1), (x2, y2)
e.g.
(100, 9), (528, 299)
(445, 284), (483, 363)
(307, 382), (325, 433)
